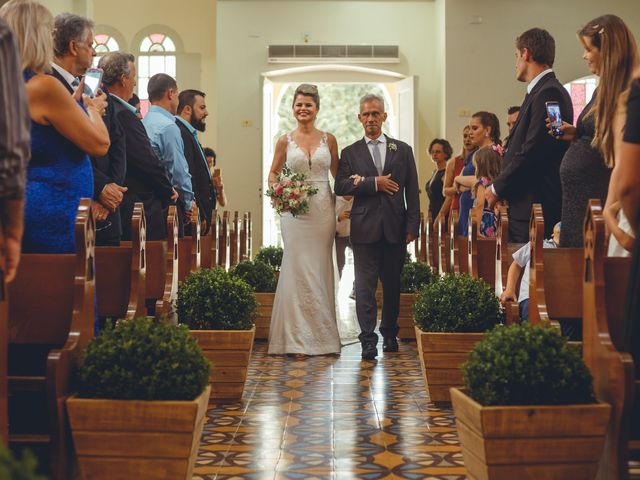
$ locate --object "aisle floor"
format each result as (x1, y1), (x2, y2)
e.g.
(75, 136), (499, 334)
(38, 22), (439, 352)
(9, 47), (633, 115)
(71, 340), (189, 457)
(192, 340), (466, 480)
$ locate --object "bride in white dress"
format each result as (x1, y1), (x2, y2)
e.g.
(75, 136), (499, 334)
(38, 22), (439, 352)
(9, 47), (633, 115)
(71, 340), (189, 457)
(267, 84), (342, 356)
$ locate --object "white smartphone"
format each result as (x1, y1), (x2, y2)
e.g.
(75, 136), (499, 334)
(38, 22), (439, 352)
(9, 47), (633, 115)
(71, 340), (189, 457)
(83, 67), (103, 97)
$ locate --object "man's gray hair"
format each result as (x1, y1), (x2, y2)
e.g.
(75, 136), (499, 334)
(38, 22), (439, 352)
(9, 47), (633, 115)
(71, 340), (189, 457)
(53, 13), (94, 57)
(98, 52), (135, 87)
(360, 93), (385, 110)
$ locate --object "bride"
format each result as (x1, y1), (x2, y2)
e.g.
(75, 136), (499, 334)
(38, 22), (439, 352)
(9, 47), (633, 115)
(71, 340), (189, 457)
(267, 84), (342, 356)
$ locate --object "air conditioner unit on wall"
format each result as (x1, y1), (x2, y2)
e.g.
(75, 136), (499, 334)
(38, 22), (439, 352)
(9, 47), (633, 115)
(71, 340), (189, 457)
(268, 45), (399, 64)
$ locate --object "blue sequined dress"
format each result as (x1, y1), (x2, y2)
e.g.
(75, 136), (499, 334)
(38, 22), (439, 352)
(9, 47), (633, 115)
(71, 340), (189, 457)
(22, 70), (93, 253)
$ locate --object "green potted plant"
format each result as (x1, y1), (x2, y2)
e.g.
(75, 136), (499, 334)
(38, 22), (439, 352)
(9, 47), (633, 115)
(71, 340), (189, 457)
(254, 245), (283, 274)
(0, 445), (45, 480)
(178, 268), (257, 402)
(66, 318), (211, 480)
(413, 273), (502, 403)
(396, 260), (436, 340)
(231, 260), (277, 340)
(452, 323), (610, 480)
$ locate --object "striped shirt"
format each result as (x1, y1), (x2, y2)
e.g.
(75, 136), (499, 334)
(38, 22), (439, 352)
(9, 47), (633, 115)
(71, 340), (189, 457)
(0, 18), (29, 199)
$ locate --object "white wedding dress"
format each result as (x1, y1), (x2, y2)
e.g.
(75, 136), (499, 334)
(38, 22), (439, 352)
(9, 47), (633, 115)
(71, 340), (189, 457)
(268, 133), (342, 355)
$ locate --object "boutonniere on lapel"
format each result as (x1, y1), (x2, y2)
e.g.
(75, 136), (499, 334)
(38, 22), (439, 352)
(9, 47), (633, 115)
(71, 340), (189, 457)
(388, 142), (397, 152)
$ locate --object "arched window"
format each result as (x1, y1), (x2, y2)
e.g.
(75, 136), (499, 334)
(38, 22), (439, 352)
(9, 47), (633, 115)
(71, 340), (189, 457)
(564, 75), (598, 120)
(138, 33), (177, 115)
(92, 33), (120, 67)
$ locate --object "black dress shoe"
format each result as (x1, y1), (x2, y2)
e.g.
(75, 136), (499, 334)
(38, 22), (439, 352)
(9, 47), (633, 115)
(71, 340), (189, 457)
(383, 337), (399, 353)
(361, 343), (378, 360)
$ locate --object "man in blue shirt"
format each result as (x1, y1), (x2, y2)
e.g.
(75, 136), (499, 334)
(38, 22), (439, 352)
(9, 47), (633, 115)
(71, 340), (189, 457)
(143, 73), (194, 234)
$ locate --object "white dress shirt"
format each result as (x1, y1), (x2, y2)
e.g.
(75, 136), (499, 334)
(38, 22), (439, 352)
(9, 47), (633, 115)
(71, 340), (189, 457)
(51, 62), (76, 89)
(365, 134), (387, 171)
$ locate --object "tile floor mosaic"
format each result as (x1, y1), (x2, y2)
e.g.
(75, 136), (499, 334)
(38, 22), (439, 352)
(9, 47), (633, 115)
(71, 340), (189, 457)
(193, 340), (466, 480)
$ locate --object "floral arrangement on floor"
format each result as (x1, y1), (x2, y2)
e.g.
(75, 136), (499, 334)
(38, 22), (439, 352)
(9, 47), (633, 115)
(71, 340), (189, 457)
(266, 164), (318, 217)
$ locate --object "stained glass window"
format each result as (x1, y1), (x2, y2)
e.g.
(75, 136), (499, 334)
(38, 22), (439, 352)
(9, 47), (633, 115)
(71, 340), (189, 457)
(138, 33), (177, 116)
(564, 76), (598, 121)
(92, 34), (119, 67)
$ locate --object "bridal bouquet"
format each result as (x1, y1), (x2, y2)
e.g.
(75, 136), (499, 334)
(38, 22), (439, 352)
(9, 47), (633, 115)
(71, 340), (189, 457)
(266, 164), (318, 217)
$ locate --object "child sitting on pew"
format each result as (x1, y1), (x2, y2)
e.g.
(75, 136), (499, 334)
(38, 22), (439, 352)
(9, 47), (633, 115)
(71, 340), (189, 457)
(500, 222), (561, 321)
(471, 145), (503, 237)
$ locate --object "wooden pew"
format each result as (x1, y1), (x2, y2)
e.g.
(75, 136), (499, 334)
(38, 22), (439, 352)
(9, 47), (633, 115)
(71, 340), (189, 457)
(416, 212), (426, 263)
(240, 212), (249, 262)
(528, 204), (582, 334)
(0, 226), (7, 444)
(449, 210), (468, 275)
(467, 212), (496, 287)
(178, 206), (201, 282)
(582, 199), (635, 480)
(218, 211), (229, 270)
(247, 211), (253, 260)
(145, 206), (178, 319)
(229, 211), (240, 267)
(494, 206), (510, 297)
(200, 209), (214, 269)
(437, 212), (450, 275)
(95, 203), (146, 320)
(8, 199), (95, 479)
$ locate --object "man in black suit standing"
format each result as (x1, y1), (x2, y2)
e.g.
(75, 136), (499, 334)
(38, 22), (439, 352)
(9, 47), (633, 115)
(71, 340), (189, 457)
(98, 52), (175, 240)
(175, 90), (216, 234)
(335, 94), (420, 360)
(486, 28), (573, 242)
(52, 13), (127, 245)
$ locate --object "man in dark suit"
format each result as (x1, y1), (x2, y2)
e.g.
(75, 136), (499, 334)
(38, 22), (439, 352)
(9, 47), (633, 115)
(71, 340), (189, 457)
(99, 52), (175, 240)
(335, 94), (420, 360)
(52, 13), (127, 245)
(486, 28), (573, 242)
(175, 90), (216, 234)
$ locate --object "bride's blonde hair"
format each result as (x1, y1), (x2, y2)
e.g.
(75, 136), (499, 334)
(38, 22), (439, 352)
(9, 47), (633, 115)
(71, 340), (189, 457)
(292, 84), (320, 108)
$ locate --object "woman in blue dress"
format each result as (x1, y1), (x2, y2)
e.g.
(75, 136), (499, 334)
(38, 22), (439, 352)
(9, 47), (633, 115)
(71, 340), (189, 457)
(1, 0), (109, 254)
(453, 111), (501, 236)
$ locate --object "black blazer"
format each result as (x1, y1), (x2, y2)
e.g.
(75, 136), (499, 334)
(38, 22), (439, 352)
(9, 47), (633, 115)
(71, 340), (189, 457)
(175, 119), (215, 234)
(492, 71), (573, 241)
(113, 99), (174, 241)
(335, 135), (420, 244)
(49, 67), (73, 93)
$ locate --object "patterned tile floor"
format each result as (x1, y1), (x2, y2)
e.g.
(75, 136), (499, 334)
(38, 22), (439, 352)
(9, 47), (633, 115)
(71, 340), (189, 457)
(193, 340), (466, 480)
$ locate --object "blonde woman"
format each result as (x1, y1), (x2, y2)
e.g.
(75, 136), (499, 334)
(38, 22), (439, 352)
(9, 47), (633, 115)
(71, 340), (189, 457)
(0, 0), (109, 253)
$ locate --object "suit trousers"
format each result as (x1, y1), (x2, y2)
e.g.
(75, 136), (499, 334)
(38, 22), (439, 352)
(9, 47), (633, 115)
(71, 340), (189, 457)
(352, 239), (406, 345)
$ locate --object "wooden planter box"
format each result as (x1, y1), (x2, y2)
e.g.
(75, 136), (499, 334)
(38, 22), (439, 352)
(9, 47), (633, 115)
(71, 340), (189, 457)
(415, 326), (484, 404)
(450, 388), (611, 480)
(67, 385), (210, 480)
(397, 293), (417, 340)
(190, 327), (255, 402)
(254, 292), (275, 340)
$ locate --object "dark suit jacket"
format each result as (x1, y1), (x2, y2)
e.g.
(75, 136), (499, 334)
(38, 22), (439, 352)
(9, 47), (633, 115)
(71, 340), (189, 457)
(49, 67), (73, 93)
(335, 134), (420, 244)
(113, 98), (174, 241)
(175, 119), (215, 234)
(492, 71), (573, 241)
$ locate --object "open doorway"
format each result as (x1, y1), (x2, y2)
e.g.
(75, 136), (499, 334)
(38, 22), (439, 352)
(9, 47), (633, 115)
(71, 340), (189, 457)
(261, 66), (416, 247)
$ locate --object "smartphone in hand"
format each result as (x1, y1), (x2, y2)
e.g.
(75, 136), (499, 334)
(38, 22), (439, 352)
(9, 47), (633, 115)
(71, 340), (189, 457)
(545, 101), (563, 136)
(83, 67), (103, 97)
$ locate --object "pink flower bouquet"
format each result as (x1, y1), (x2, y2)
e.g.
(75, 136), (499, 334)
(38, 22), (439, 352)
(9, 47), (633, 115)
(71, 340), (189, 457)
(266, 165), (318, 217)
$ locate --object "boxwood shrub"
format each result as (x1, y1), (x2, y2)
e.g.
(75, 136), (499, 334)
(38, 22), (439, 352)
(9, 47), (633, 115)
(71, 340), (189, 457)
(413, 273), (502, 332)
(400, 261), (435, 293)
(462, 323), (596, 405)
(178, 267), (257, 330)
(254, 246), (283, 272)
(230, 260), (277, 293)
(77, 318), (210, 400)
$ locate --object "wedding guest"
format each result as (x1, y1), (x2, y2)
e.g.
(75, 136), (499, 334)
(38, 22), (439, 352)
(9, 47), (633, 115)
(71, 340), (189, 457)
(437, 126), (474, 228)
(128, 93), (142, 118)
(471, 145), (503, 237)
(503, 105), (520, 147)
(98, 52), (175, 241)
(143, 73), (194, 235)
(203, 147), (227, 207)
(0, 0), (109, 254)
(424, 138), (451, 226)
(51, 13), (95, 93)
(0, 16), (30, 282)
(486, 28), (573, 242)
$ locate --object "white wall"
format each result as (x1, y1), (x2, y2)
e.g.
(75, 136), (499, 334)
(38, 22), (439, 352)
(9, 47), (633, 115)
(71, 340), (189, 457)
(217, 0), (440, 244)
(443, 0), (640, 152)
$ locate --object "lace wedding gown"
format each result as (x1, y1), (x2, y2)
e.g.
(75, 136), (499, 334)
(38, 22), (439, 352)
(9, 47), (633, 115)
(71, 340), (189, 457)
(268, 133), (342, 355)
